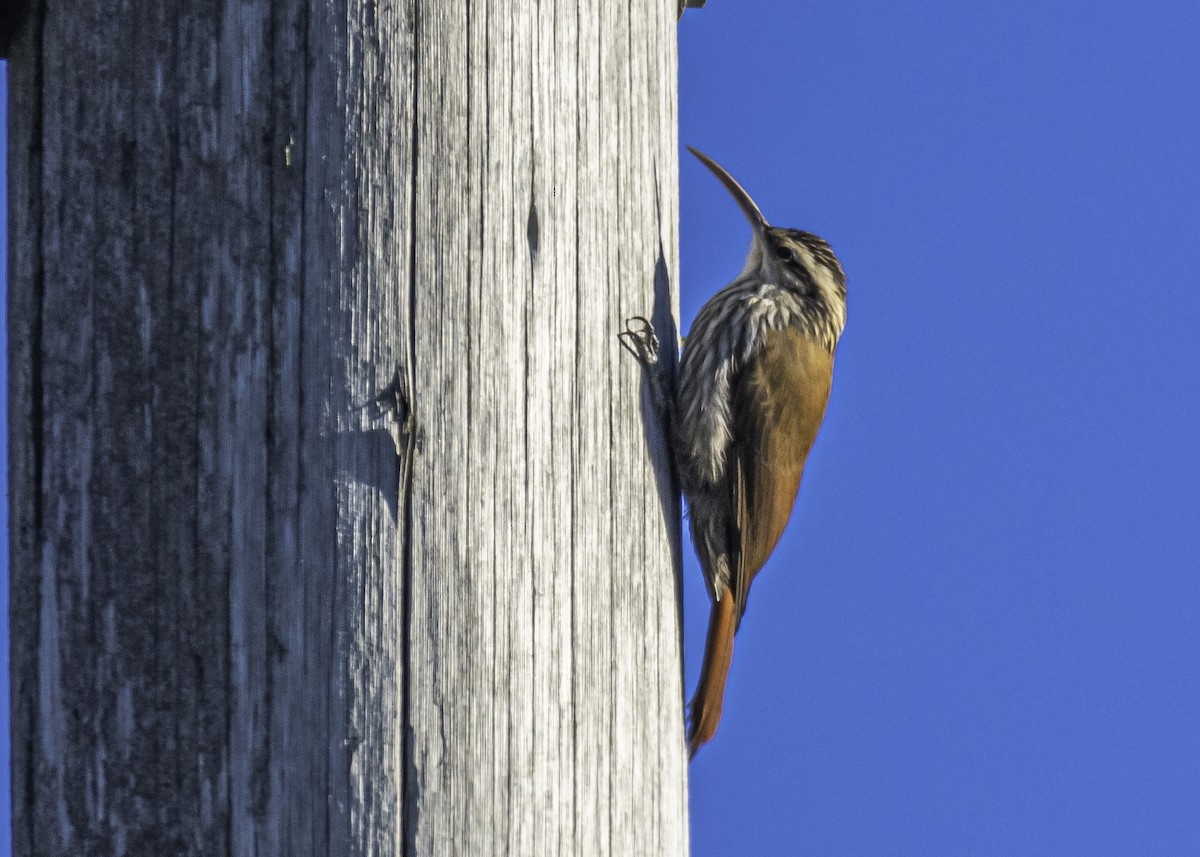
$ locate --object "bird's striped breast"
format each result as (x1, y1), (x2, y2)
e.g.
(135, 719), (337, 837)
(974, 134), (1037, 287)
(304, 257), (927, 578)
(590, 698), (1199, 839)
(676, 277), (844, 491)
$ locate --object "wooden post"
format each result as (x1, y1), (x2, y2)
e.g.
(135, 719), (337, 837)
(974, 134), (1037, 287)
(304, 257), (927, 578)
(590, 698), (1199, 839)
(7, 1), (686, 854)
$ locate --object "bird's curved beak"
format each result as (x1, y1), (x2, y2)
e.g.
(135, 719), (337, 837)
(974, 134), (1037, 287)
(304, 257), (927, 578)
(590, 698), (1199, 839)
(687, 146), (770, 236)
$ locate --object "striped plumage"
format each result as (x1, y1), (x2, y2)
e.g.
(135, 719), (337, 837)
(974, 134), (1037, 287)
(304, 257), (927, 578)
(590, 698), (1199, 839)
(679, 148), (846, 757)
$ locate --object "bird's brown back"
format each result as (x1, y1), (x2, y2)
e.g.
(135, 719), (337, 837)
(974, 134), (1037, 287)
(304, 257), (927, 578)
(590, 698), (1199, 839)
(730, 327), (834, 618)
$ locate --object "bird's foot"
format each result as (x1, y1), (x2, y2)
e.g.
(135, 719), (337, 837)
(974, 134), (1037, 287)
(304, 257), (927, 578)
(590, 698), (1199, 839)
(618, 316), (660, 369)
(619, 314), (677, 453)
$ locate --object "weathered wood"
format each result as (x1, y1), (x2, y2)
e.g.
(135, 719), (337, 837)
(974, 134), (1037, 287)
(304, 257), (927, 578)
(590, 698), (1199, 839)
(7, 1), (686, 855)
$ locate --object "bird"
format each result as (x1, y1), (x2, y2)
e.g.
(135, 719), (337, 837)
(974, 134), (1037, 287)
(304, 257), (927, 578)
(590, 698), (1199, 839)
(676, 146), (846, 757)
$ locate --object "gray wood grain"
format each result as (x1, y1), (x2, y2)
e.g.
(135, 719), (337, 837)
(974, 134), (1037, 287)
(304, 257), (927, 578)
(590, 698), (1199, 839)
(7, 1), (685, 854)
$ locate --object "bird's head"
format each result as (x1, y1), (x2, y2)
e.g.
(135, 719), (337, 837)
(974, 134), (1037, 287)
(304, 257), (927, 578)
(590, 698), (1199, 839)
(688, 146), (846, 308)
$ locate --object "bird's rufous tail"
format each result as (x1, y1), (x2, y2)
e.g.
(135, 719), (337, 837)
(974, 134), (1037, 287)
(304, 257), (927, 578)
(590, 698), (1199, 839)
(687, 593), (737, 758)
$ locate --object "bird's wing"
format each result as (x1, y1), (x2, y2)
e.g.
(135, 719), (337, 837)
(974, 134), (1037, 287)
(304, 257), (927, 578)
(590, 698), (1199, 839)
(729, 326), (834, 626)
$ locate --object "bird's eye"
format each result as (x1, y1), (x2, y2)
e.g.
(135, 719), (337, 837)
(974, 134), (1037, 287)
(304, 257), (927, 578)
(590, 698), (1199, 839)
(777, 247), (797, 265)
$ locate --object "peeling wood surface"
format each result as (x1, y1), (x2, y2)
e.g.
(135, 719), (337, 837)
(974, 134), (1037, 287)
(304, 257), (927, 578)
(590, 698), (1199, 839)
(7, 1), (685, 855)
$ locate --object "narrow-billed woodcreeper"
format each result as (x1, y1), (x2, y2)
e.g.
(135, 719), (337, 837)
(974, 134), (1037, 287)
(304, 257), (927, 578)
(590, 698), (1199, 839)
(673, 148), (847, 757)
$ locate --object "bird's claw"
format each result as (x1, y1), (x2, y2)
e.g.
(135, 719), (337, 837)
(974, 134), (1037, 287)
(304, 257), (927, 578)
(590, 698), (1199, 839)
(619, 316), (660, 368)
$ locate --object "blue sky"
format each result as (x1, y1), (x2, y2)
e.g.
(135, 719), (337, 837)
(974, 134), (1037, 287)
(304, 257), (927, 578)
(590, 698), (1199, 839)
(679, 2), (1200, 854)
(5, 2), (1200, 853)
